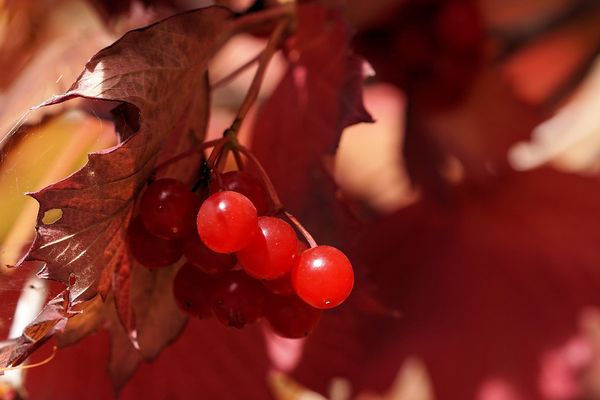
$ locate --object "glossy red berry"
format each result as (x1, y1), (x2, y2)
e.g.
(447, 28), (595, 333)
(197, 191), (258, 253)
(211, 171), (270, 215)
(266, 294), (321, 338)
(237, 217), (297, 280)
(127, 216), (182, 269)
(291, 245), (354, 309)
(211, 271), (266, 328)
(183, 234), (236, 275)
(262, 273), (294, 297)
(140, 178), (200, 239)
(173, 263), (214, 319)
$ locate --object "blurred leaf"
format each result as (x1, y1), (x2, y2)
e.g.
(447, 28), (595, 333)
(252, 3), (372, 240)
(293, 168), (600, 398)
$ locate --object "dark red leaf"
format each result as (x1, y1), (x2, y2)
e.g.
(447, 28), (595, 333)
(112, 253), (136, 344)
(1, 5), (251, 388)
(292, 168), (600, 398)
(25, 318), (272, 399)
(0, 291), (69, 369)
(129, 264), (186, 361)
(251, 3), (372, 234)
(19, 6), (233, 306)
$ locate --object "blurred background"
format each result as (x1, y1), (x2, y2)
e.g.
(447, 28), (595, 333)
(2, 0), (600, 399)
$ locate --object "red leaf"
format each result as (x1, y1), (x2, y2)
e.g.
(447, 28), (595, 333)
(403, 68), (546, 198)
(25, 319), (272, 399)
(1, 5), (252, 387)
(292, 168), (600, 398)
(19, 6), (234, 306)
(0, 291), (69, 368)
(251, 4), (372, 231)
(129, 264), (186, 361)
(112, 253), (136, 344)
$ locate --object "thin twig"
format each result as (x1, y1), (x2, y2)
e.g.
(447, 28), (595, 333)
(232, 148), (245, 170)
(217, 147), (231, 172)
(212, 51), (263, 89)
(231, 19), (289, 132)
(237, 147), (316, 247)
(207, 139), (227, 169)
(284, 211), (317, 248)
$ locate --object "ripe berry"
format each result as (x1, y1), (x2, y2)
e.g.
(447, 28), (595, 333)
(183, 234), (236, 275)
(127, 216), (182, 269)
(291, 246), (354, 309)
(173, 263), (214, 319)
(140, 178), (200, 239)
(211, 271), (266, 328)
(266, 295), (321, 338)
(197, 191), (258, 253)
(211, 171), (270, 215)
(237, 217), (297, 280)
(262, 273), (294, 297)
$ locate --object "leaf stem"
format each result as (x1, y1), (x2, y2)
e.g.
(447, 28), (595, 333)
(212, 51), (263, 90)
(217, 147), (230, 172)
(232, 147), (245, 170)
(230, 18), (289, 133)
(207, 139), (228, 171)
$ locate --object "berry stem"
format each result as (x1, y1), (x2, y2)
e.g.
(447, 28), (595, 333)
(284, 211), (317, 249)
(232, 148), (245, 170)
(207, 139), (228, 170)
(230, 18), (289, 134)
(236, 145), (283, 211)
(212, 50), (263, 90)
(153, 138), (223, 176)
(217, 147), (231, 171)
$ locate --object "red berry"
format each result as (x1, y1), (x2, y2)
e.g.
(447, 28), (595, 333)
(183, 234), (236, 275)
(211, 271), (266, 328)
(211, 171), (270, 215)
(127, 216), (182, 269)
(262, 273), (294, 297)
(140, 178), (200, 239)
(237, 217), (297, 280)
(262, 240), (307, 295)
(173, 263), (214, 318)
(266, 294), (321, 338)
(291, 246), (354, 309)
(197, 191), (258, 253)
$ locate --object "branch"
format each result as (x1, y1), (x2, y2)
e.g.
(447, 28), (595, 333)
(231, 18), (290, 132)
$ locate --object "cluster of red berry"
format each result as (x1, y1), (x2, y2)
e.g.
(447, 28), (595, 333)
(127, 168), (354, 338)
